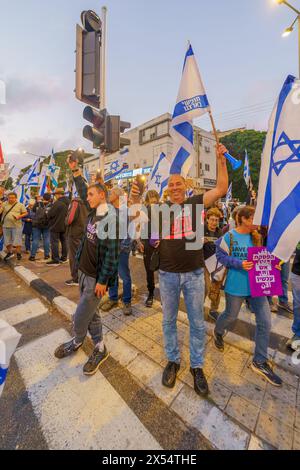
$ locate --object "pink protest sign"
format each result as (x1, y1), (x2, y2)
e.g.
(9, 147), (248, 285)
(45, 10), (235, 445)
(247, 247), (283, 298)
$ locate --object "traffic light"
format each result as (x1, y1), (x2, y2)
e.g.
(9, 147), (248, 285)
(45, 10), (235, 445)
(83, 106), (108, 148)
(75, 10), (102, 108)
(83, 107), (131, 152)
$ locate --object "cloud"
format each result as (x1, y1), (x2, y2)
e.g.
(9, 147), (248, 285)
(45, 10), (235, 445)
(16, 137), (59, 156)
(2, 76), (67, 115)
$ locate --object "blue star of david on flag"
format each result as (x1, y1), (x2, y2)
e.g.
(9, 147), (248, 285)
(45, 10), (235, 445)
(272, 131), (300, 176)
(155, 174), (162, 187)
(110, 160), (120, 172)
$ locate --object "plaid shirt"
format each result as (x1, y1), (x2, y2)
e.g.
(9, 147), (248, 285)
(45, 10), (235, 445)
(74, 174), (120, 287)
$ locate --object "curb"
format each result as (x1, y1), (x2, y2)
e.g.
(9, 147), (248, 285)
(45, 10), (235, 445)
(0, 254), (295, 450)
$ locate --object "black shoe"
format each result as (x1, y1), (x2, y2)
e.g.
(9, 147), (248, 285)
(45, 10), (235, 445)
(46, 260), (60, 266)
(190, 367), (209, 397)
(4, 253), (14, 261)
(208, 310), (219, 322)
(44, 255), (50, 260)
(145, 294), (154, 308)
(54, 338), (82, 359)
(17, 253), (22, 261)
(251, 361), (283, 387)
(29, 256), (36, 261)
(162, 361), (180, 388)
(65, 279), (79, 286)
(83, 346), (109, 376)
(214, 329), (224, 352)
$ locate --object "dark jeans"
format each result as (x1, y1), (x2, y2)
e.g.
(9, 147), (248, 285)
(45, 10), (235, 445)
(24, 234), (32, 251)
(31, 227), (50, 258)
(68, 235), (81, 282)
(143, 243), (155, 295)
(109, 251), (132, 304)
(50, 231), (68, 263)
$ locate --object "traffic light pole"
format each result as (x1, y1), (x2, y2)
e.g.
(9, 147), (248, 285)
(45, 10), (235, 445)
(99, 5), (107, 179)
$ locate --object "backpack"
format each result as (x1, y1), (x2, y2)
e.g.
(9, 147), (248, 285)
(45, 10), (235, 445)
(35, 204), (48, 228)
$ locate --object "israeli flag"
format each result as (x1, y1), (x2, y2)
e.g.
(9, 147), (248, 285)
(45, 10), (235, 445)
(104, 148), (129, 182)
(72, 182), (79, 198)
(48, 149), (58, 188)
(84, 166), (90, 183)
(39, 170), (48, 196)
(254, 75), (300, 262)
(243, 150), (253, 190)
(170, 43), (210, 177)
(148, 152), (170, 198)
(225, 182), (232, 205)
(26, 158), (41, 187)
(24, 187), (31, 206)
(19, 159), (39, 186)
(0, 319), (21, 398)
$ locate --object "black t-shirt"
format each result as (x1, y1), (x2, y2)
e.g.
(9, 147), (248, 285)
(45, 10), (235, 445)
(292, 245), (300, 276)
(159, 194), (204, 273)
(79, 216), (99, 278)
(203, 225), (222, 260)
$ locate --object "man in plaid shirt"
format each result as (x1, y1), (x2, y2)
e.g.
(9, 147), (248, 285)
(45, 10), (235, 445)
(54, 159), (119, 376)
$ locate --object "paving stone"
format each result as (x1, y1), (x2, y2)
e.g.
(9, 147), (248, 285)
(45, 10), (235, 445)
(144, 343), (166, 366)
(178, 368), (194, 388)
(266, 381), (297, 405)
(241, 360), (268, 390)
(127, 355), (183, 406)
(104, 332), (140, 367)
(273, 350), (300, 376)
(247, 434), (274, 450)
(207, 378), (232, 410)
(293, 431), (300, 450)
(261, 393), (295, 428)
(217, 349), (249, 376)
(295, 407), (300, 430)
(273, 366), (299, 389)
(256, 411), (294, 450)
(226, 394), (260, 432)
(171, 385), (249, 450)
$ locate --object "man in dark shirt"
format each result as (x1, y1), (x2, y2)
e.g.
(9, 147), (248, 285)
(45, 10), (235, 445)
(54, 182), (119, 377)
(131, 143), (229, 397)
(286, 243), (300, 351)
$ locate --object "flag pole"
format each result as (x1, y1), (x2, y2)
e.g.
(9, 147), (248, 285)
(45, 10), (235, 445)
(208, 110), (220, 146)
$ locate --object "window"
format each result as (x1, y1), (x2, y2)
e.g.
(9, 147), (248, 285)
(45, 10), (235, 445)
(139, 119), (170, 145)
(205, 146), (210, 153)
(205, 164), (210, 171)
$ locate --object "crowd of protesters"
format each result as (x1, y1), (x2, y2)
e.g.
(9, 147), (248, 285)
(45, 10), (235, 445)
(1, 143), (299, 394)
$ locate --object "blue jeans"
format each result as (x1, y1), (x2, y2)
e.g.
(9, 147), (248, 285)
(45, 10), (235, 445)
(31, 227), (50, 258)
(109, 251), (132, 304)
(290, 272), (300, 337)
(159, 268), (205, 369)
(216, 293), (271, 363)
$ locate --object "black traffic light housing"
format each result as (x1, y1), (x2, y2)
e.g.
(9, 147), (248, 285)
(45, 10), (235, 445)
(83, 107), (131, 152)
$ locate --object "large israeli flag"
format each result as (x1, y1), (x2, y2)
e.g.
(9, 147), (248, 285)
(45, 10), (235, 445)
(170, 43), (210, 177)
(26, 158), (41, 187)
(148, 152), (170, 198)
(243, 150), (253, 190)
(104, 148), (129, 182)
(254, 75), (300, 262)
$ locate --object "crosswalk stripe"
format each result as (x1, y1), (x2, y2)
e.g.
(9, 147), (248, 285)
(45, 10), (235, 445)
(0, 299), (48, 326)
(14, 329), (162, 450)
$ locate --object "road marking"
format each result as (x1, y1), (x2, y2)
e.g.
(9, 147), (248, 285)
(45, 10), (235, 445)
(0, 299), (48, 326)
(14, 329), (161, 450)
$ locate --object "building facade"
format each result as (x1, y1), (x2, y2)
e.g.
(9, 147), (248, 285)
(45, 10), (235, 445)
(84, 112), (217, 190)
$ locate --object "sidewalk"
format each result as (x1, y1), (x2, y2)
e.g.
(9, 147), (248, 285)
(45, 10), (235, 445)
(1, 250), (300, 450)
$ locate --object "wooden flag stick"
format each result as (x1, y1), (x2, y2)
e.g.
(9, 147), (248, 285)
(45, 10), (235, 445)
(208, 110), (220, 146)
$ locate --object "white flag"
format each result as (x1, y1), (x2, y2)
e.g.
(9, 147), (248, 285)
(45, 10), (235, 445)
(254, 75), (300, 262)
(0, 319), (21, 397)
(170, 43), (210, 177)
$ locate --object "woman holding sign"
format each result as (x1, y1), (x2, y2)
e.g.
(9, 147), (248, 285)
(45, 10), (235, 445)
(213, 206), (282, 387)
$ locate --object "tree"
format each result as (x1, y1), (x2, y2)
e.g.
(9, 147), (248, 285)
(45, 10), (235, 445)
(220, 129), (267, 202)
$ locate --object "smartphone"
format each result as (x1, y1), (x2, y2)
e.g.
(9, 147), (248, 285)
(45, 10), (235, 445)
(135, 175), (145, 195)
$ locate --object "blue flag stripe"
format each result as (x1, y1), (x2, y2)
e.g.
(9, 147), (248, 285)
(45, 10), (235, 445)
(172, 95), (209, 119)
(173, 122), (193, 145)
(0, 366), (8, 386)
(170, 147), (190, 175)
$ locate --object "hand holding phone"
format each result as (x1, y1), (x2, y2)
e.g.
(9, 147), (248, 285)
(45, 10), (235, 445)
(135, 175), (145, 195)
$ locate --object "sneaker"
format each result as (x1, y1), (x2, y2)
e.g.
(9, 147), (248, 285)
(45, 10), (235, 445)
(269, 303), (278, 313)
(208, 310), (219, 322)
(83, 346), (109, 376)
(65, 279), (79, 286)
(251, 361), (282, 387)
(278, 302), (293, 314)
(46, 260), (60, 267)
(190, 367), (209, 397)
(101, 299), (118, 312)
(286, 335), (300, 351)
(4, 253), (14, 261)
(54, 338), (82, 359)
(29, 256), (36, 261)
(145, 294), (154, 308)
(214, 329), (224, 352)
(123, 302), (132, 316)
(17, 253), (22, 261)
(60, 258), (68, 264)
(162, 361), (180, 388)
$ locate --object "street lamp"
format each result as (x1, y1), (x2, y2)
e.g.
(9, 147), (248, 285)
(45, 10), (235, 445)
(274, 0), (300, 77)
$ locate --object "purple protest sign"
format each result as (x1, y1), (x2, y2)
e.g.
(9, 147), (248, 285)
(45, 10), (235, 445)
(247, 247), (283, 298)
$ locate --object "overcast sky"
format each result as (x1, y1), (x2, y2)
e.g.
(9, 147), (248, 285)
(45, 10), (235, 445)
(0, 0), (299, 174)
